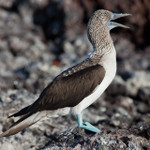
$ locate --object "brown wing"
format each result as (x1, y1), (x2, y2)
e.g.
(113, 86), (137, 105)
(11, 64), (105, 117)
(28, 64), (105, 112)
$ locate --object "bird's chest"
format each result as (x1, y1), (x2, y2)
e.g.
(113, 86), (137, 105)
(100, 49), (117, 81)
(93, 59), (116, 100)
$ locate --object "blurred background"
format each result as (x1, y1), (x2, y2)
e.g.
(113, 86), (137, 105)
(0, 0), (150, 149)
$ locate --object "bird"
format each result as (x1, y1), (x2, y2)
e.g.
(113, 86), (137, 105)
(0, 9), (130, 138)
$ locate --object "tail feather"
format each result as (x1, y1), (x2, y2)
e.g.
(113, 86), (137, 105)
(8, 105), (31, 118)
(0, 111), (48, 138)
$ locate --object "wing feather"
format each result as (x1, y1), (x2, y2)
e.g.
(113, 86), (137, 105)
(29, 64), (105, 112)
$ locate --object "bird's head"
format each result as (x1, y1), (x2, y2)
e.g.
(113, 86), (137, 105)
(87, 9), (131, 50)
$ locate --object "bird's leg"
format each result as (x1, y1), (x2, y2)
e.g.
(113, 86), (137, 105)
(77, 114), (101, 133)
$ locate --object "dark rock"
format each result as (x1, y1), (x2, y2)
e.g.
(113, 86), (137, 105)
(14, 67), (30, 79)
(33, 1), (65, 40)
(118, 71), (134, 81)
(137, 87), (150, 102)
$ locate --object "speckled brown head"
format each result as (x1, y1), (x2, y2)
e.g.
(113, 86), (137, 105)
(87, 9), (131, 50)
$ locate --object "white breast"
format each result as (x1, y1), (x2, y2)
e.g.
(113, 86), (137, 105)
(72, 49), (116, 115)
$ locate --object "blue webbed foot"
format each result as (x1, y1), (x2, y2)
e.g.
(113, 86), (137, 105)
(81, 121), (101, 133)
(77, 114), (101, 133)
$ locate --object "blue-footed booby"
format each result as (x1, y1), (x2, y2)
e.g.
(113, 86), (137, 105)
(0, 9), (130, 137)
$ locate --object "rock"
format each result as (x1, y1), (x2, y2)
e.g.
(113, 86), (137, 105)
(109, 71), (150, 97)
(118, 71), (134, 81)
(14, 67), (30, 79)
(126, 71), (150, 96)
(0, 142), (23, 150)
(33, 1), (65, 40)
(107, 75), (128, 96)
(41, 127), (150, 150)
(137, 87), (150, 102)
(136, 102), (150, 114)
(0, 0), (14, 8)
(8, 36), (31, 54)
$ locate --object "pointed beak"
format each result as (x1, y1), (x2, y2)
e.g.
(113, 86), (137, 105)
(111, 13), (131, 20)
(107, 13), (131, 30)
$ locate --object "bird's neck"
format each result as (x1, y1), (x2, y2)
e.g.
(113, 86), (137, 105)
(93, 36), (114, 57)
(89, 26), (114, 56)
(89, 34), (116, 70)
